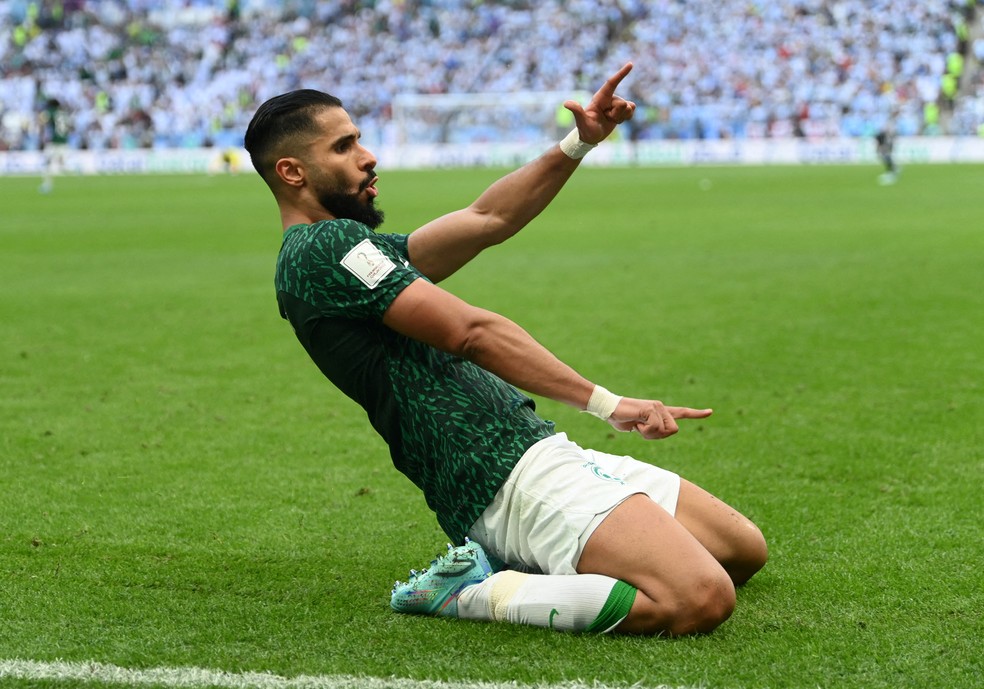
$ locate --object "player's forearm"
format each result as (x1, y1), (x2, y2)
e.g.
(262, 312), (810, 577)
(406, 146), (581, 283)
(459, 309), (594, 411)
(468, 146), (580, 243)
(383, 279), (594, 409)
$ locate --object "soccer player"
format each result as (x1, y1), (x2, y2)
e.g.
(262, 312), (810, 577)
(244, 63), (767, 636)
(38, 97), (70, 194)
(875, 123), (899, 185)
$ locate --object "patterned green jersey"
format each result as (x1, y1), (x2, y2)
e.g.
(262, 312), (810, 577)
(275, 219), (555, 542)
(40, 101), (70, 146)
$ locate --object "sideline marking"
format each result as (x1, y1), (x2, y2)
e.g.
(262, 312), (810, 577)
(0, 659), (691, 689)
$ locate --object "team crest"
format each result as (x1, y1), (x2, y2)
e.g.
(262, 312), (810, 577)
(582, 460), (625, 485)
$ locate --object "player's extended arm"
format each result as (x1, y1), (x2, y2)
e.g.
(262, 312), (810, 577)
(383, 279), (710, 439)
(407, 63), (637, 284)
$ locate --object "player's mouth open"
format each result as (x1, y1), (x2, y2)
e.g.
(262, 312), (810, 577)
(363, 176), (379, 198)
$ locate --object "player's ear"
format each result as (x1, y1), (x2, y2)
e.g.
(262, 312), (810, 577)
(275, 157), (305, 188)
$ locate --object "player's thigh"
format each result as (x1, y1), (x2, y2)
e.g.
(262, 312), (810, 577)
(674, 479), (768, 584)
(575, 493), (735, 624)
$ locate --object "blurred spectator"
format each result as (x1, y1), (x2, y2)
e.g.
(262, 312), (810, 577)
(0, 0), (979, 152)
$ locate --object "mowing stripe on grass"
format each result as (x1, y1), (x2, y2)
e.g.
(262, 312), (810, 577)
(0, 659), (695, 689)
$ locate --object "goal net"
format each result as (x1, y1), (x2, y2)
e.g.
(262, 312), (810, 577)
(391, 90), (592, 145)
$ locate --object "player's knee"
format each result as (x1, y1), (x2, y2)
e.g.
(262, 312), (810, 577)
(729, 522), (768, 585)
(748, 524), (769, 570)
(624, 572), (736, 636)
(671, 572), (736, 635)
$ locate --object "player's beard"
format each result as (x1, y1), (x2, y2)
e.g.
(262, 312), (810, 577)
(316, 173), (385, 229)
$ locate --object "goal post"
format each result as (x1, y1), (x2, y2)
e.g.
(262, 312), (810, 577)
(391, 90), (592, 145)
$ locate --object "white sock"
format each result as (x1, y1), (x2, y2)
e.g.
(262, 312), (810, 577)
(456, 570), (636, 633)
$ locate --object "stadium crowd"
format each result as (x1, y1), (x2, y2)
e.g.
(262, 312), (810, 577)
(1, 0), (982, 152)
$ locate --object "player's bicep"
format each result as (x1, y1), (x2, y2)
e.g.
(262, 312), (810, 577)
(382, 278), (480, 353)
(406, 207), (500, 283)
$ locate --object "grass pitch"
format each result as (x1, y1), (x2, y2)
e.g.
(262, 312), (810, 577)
(0, 163), (981, 689)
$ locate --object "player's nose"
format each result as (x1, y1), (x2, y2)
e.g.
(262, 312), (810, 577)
(358, 143), (377, 170)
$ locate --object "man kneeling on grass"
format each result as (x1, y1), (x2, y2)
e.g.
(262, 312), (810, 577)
(243, 62), (767, 636)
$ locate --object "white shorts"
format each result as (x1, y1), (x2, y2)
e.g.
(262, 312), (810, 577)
(467, 432), (680, 575)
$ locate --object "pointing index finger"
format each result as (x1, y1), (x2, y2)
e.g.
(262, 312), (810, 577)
(597, 62), (634, 100)
(668, 406), (714, 419)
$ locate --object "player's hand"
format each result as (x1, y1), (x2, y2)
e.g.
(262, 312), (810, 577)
(607, 397), (713, 439)
(564, 62), (637, 145)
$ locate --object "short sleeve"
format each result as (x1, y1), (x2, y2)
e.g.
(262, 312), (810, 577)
(375, 231), (410, 261)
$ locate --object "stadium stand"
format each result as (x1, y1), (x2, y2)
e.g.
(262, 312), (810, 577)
(1, 0), (982, 151)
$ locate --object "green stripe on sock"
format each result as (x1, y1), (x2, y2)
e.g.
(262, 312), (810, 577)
(585, 580), (637, 634)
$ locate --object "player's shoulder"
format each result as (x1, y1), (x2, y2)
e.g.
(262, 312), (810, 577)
(306, 217), (368, 235)
(283, 218), (368, 250)
(305, 218), (378, 246)
(284, 220), (407, 267)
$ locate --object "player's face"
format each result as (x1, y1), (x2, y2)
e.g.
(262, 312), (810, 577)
(307, 108), (384, 228)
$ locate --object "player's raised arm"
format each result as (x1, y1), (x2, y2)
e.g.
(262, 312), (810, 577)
(407, 63), (637, 284)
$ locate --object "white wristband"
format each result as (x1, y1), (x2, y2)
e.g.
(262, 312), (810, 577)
(559, 129), (596, 160)
(584, 385), (622, 420)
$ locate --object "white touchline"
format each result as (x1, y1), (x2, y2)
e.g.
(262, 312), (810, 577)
(0, 659), (694, 689)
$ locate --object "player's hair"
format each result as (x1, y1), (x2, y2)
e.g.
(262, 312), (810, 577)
(244, 90), (343, 182)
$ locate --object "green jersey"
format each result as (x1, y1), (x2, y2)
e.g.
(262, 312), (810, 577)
(40, 101), (70, 147)
(275, 219), (555, 542)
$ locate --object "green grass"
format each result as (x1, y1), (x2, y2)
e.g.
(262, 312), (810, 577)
(1, 164), (981, 689)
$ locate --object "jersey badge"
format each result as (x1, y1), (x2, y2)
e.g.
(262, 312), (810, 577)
(340, 238), (397, 289)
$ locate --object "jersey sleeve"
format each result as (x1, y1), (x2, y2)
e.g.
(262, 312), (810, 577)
(375, 231), (410, 261)
(305, 220), (421, 320)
